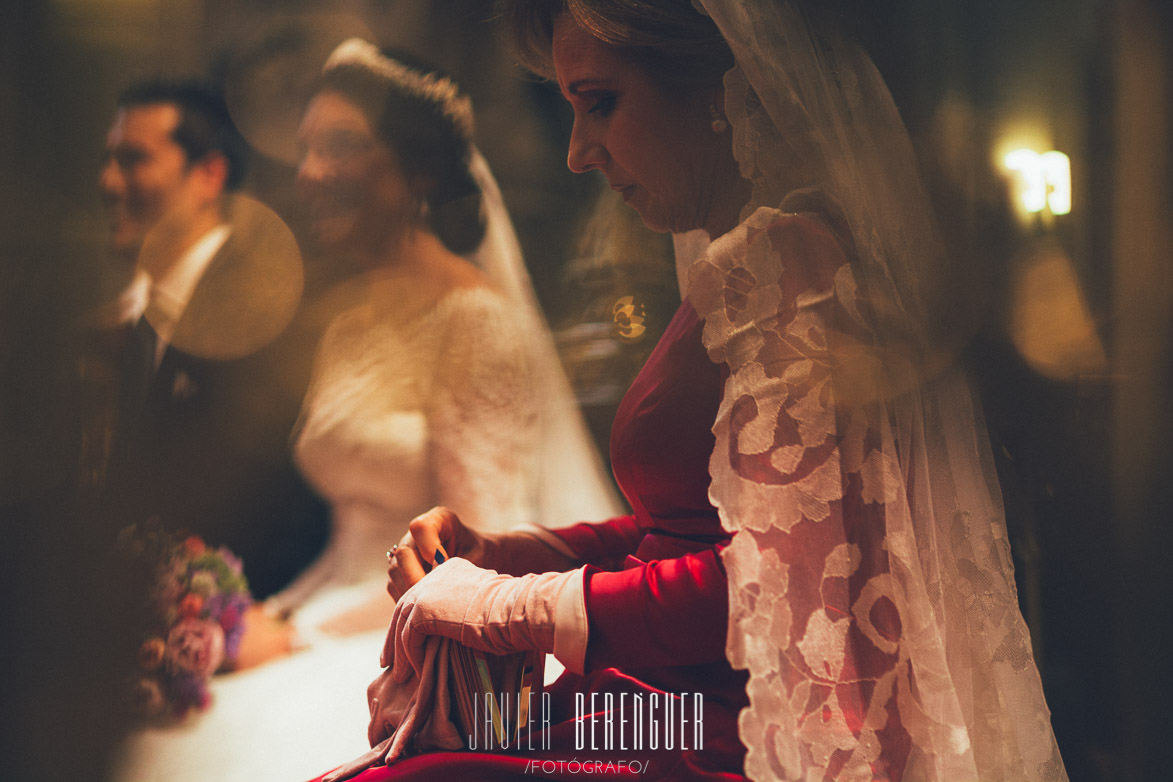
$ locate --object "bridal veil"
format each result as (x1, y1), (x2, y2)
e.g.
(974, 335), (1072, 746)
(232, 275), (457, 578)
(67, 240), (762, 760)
(688, 2), (1068, 779)
(466, 145), (625, 526)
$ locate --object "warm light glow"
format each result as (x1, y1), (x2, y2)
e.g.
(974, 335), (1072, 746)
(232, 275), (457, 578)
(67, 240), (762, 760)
(1002, 148), (1072, 216)
(1004, 149), (1048, 212)
(1041, 151), (1072, 215)
(1009, 243), (1107, 379)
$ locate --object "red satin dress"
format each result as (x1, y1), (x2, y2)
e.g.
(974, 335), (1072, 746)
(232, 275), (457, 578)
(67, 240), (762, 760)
(313, 300), (749, 781)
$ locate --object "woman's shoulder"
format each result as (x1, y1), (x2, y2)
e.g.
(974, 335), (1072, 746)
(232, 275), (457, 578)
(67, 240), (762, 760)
(406, 241), (511, 316)
(430, 280), (514, 325)
(711, 192), (851, 267)
(689, 196), (853, 316)
(425, 284), (533, 370)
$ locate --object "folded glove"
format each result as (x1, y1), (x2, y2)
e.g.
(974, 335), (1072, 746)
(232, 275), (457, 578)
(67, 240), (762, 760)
(323, 636), (462, 782)
(382, 557), (585, 684)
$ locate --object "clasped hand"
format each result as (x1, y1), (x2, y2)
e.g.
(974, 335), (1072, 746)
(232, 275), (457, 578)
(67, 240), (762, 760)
(385, 506), (483, 600)
(380, 506), (566, 684)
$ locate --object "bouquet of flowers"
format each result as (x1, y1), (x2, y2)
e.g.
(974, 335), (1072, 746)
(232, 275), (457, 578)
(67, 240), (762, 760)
(117, 522), (253, 721)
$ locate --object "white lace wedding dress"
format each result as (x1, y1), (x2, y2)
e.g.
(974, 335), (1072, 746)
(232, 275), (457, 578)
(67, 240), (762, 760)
(276, 285), (545, 626)
(111, 285), (562, 782)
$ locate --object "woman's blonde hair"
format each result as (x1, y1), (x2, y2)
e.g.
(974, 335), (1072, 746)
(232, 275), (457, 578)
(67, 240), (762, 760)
(499, 0), (733, 88)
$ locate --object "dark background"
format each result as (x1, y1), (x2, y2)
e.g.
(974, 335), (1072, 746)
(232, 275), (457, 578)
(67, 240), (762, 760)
(2, 1), (1170, 780)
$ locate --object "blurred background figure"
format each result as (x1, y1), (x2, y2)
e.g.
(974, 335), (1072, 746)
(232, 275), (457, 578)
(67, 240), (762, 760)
(80, 78), (329, 601)
(271, 38), (619, 635)
(110, 39), (620, 782)
(1, 2), (1171, 781)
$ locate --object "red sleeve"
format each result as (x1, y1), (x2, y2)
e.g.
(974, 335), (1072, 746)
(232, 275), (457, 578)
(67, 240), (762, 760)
(580, 547), (729, 671)
(547, 514), (644, 570)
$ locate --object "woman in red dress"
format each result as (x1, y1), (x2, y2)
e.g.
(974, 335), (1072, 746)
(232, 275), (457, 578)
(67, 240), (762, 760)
(318, 2), (1068, 781)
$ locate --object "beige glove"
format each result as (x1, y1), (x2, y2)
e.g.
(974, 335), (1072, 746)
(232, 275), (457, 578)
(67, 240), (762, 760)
(382, 557), (581, 684)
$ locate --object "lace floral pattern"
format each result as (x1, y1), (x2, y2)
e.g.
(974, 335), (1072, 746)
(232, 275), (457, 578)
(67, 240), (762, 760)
(689, 207), (1065, 781)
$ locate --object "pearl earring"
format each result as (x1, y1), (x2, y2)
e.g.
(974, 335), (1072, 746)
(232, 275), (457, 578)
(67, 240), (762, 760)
(709, 104), (728, 134)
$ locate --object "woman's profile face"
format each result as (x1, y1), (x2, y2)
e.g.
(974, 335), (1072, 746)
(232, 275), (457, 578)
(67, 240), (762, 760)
(296, 90), (414, 252)
(552, 14), (740, 237)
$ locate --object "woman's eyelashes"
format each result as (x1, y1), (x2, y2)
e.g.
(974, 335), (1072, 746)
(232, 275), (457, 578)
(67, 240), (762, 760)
(332, 133), (375, 160)
(304, 131), (372, 164)
(587, 93), (617, 116)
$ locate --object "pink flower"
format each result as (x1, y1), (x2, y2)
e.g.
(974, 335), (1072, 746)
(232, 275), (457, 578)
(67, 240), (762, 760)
(138, 637), (167, 671)
(165, 618), (226, 677)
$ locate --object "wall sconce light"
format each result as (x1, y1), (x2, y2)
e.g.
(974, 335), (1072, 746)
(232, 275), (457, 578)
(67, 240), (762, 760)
(1003, 149), (1072, 216)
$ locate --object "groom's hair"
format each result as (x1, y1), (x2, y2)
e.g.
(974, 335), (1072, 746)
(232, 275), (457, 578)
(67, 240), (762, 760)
(117, 78), (248, 191)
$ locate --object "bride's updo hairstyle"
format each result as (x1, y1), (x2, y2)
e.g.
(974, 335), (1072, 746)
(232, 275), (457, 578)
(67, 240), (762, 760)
(318, 39), (485, 254)
(502, 0), (733, 93)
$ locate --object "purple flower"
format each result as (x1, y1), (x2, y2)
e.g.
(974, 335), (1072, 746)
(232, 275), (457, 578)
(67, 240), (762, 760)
(219, 595), (251, 661)
(217, 546), (244, 574)
(167, 671), (210, 715)
(204, 592), (227, 620)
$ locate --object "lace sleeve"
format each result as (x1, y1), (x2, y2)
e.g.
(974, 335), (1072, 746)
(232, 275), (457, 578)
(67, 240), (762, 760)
(689, 208), (1065, 781)
(425, 291), (542, 533)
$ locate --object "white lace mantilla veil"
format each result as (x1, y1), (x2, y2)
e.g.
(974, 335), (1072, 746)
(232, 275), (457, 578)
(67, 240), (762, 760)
(465, 146), (625, 524)
(686, 1), (1068, 780)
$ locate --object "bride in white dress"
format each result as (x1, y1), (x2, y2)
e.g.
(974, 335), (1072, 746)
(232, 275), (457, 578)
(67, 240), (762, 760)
(112, 40), (620, 782)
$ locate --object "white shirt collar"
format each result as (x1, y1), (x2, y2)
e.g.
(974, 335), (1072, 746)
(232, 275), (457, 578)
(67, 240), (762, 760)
(94, 267), (150, 329)
(150, 224), (232, 323)
(146, 224), (232, 348)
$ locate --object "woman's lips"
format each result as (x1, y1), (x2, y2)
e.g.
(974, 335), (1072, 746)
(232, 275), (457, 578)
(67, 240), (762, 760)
(610, 183), (634, 201)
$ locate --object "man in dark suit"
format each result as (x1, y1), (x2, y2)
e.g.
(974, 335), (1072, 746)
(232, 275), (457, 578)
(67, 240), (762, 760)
(91, 79), (328, 599)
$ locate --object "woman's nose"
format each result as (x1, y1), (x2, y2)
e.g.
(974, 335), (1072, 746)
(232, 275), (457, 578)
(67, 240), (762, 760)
(296, 149), (327, 189)
(566, 123), (607, 174)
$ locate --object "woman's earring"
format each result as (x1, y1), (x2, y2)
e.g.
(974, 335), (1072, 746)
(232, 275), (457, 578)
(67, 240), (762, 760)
(709, 104), (728, 134)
